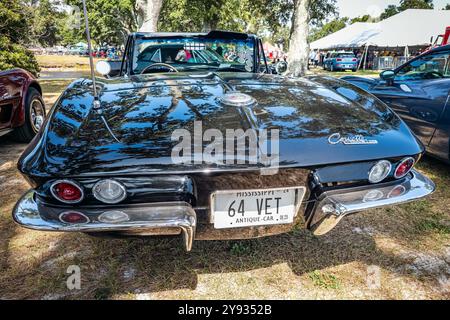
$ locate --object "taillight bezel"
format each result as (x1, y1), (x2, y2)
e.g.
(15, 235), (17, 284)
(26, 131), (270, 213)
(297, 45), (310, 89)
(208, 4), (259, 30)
(50, 179), (84, 204)
(394, 157), (415, 179)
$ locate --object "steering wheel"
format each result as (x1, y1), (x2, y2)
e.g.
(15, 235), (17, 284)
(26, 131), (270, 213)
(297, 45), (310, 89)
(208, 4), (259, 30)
(140, 63), (179, 74)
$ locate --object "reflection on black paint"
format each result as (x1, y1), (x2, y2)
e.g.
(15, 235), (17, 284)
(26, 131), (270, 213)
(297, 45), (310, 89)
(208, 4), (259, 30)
(20, 72), (420, 178)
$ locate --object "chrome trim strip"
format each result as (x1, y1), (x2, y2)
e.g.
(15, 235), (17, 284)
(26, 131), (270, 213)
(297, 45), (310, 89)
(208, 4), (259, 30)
(12, 191), (197, 251)
(310, 169), (435, 236)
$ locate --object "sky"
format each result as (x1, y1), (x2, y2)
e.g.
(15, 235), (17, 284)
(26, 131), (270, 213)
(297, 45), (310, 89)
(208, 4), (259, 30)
(336, 0), (449, 18)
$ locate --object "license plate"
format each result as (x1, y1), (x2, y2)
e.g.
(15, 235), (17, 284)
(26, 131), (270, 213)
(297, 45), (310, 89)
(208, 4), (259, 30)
(211, 187), (306, 229)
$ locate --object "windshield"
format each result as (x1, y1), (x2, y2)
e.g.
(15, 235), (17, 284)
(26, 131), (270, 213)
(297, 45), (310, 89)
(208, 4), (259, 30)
(337, 53), (355, 58)
(133, 37), (255, 74)
(395, 51), (450, 81)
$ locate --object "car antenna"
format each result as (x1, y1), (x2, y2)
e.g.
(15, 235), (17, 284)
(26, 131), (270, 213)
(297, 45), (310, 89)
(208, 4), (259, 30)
(81, 0), (121, 143)
(82, 0), (99, 109)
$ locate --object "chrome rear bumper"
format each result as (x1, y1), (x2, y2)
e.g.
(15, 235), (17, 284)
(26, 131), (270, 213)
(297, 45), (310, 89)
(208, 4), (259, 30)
(12, 192), (196, 251)
(12, 169), (435, 251)
(309, 169), (435, 235)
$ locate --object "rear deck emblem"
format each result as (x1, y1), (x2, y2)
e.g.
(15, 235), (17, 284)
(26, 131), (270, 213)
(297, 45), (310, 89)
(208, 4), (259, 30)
(328, 133), (378, 145)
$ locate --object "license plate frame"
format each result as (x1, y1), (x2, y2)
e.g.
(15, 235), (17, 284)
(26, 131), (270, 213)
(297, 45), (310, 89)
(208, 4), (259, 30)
(210, 186), (306, 229)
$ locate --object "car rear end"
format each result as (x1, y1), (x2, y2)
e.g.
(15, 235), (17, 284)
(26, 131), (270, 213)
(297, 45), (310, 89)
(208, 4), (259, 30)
(11, 73), (435, 251)
(13, 154), (434, 251)
(333, 53), (358, 71)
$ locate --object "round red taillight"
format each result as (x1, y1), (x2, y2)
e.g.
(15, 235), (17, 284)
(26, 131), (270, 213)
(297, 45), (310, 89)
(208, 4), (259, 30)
(51, 180), (84, 203)
(394, 157), (415, 179)
(59, 211), (89, 224)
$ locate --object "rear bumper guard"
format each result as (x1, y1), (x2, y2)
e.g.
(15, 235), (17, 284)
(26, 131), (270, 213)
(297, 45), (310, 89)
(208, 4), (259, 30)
(309, 169), (435, 235)
(12, 192), (197, 251)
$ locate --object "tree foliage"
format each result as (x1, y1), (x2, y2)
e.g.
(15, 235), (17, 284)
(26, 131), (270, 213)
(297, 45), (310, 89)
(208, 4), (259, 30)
(308, 18), (347, 42)
(159, 0), (268, 32)
(29, 0), (65, 47)
(398, 0), (434, 10)
(158, 0), (337, 49)
(65, 0), (138, 46)
(380, 0), (434, 20)
(0, 0), (40, 75)
(308, 14), (369, 43)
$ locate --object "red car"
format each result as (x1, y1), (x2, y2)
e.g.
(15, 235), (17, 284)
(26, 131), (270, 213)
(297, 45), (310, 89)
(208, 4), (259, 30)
(0, 69), (45, 142)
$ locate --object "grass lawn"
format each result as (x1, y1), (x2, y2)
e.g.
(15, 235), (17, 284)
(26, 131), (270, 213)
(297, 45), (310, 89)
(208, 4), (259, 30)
(0, 64), (448, 300)
(36, 55), (103, 70)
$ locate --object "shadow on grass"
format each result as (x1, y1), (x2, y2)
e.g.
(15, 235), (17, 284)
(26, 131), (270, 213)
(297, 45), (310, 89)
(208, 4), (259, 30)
(1, 214), (447, 299)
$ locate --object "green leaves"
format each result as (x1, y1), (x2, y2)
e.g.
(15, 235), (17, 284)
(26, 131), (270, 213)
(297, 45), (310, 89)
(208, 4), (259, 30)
(0, 36), (40, 76)
(65, 0), (138, 46)
(381, 0), (434, 20)
(0, 1), (40, 75)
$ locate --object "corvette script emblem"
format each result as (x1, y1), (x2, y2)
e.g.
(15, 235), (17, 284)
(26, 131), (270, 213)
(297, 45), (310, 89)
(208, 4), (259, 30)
(328, 133), (378, 145)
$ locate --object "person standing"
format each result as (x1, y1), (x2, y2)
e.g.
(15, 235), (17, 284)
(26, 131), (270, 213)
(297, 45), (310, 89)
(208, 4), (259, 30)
(314, 50), (320, 67)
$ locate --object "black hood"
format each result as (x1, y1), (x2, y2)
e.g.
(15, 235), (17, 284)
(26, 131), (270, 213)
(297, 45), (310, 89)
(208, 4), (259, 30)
(20, 72), (423, 177)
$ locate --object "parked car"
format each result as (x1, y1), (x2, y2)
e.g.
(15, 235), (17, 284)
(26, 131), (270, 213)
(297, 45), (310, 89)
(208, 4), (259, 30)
(342, 44), (450, 163)
(323, 51), (358, 72)
(13, 31), (434, 251)
(68, 45), (89, 56)
(0, 69), (46, 142)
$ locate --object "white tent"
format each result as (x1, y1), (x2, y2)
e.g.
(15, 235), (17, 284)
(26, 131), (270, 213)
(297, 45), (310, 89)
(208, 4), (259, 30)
(311, 22), (380, 50)
(310, 9), (450, 50)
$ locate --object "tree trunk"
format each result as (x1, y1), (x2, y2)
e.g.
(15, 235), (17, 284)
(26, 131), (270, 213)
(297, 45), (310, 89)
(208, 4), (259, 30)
(286, 0), (310, 77)
(136, 0), (163, 32)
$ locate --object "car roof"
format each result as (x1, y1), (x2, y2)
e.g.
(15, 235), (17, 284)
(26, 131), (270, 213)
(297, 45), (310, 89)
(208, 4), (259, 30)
(132, 30), (257, 40)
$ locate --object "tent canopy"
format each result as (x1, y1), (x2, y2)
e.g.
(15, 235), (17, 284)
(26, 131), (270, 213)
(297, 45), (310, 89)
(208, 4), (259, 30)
(311, 9), (450, 50)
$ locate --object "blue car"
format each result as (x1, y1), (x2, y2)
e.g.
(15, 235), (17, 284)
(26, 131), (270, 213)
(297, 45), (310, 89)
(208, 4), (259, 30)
(323, 51), (358, 72)
(343, 45), (450, 163)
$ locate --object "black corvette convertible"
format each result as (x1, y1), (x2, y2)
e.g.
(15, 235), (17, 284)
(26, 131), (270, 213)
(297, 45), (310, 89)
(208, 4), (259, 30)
(13, 31), (434, 251)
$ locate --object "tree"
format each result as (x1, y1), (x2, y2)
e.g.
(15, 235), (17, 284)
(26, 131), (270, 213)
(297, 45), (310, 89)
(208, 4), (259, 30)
(286, 0), (310, 77)
(398, 0), (434, 10)
(309, 0), (337, 26)
(308, 17), (348, 42)
(66, 0), (138, 45)
(381, 0), (434, 20)
(159, 0), (265, 32)
(444, 3), (450, 9)
(0, 0), (40, 75)
(350, 15), (370, 23)
(380, 5), (399, 20)
(136, 0), (163, 31)
(29, 0), (65, 47)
